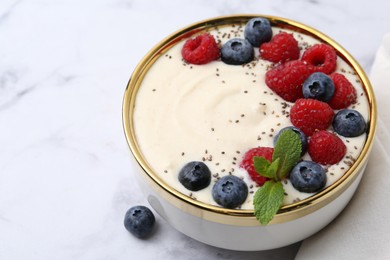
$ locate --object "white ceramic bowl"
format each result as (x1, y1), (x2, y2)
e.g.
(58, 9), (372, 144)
(122, 15), (377, 251)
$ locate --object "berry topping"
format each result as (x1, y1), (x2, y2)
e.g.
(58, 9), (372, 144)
(302, 72), (335, 102)
(308, 130), (346, 165)
(124, 206), (155, 238)
(289, 161), (327, 193)
(265, 60), (313, 102)
(274, 126), (308, 156)
(212, 175), (248, 209)
(290, 99), (334, 136)
(220, 38), (254, 65)
(301, 43), (337, 74)
(240, 147), (274, 186)
(244, 17), (273, 47)
(333, 109), (366, 137)
(260, 32), (300, 63)
(328, 73), (357, 109)
(181, 33), (220, 65)
(178, 161), (211, 191)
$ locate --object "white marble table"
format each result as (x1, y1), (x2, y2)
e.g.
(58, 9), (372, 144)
(1, 0), (389, 259)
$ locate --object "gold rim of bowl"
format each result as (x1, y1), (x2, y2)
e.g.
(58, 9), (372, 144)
(122, 14), (377, 226)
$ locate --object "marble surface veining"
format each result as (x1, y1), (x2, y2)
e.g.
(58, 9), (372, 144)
(0, 0), (389, 259)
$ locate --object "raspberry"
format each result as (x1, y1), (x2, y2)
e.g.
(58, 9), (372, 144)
(240, 147), (274, 186)
(290, 99), (334, 136)
(328, 73), (357, 109)
(308, 130), (346, 165)
(265, 60), (312, 102)
(181, 33), (220, 65)
(260, 32), (300, 63)
(301, 44), (337, 74)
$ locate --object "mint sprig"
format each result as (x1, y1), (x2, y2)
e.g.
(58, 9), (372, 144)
(253, 129), (302, 225)
(253, 181), (284, 225)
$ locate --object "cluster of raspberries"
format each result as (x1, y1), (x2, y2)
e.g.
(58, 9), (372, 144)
(180, 22), (360, 187)
(265, 42), (356, 163)
(248, 38), (358, 186)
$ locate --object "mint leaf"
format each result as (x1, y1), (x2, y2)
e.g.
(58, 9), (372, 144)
(266, 158), (280, 180)
(251, 129), (302, 225)
(253, 181), (284, 225)
(272, 129), (302, 180)
(254, 156), (271, 177)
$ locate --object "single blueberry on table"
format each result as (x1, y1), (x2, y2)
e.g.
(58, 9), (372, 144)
(302, 72), (335, 102)
(178, 161), (211, 191)
(332, 109), (367, 137)
(289, 161), (327, 193)
(221, 38), (254, 65)
(244, 17), (273, 46)
(212, 175), (248, 209)
(124, 205), (155, 238)
(274, 126), (308, 156)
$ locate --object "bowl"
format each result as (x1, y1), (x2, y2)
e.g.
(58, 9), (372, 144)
(122, 14), (377, 251)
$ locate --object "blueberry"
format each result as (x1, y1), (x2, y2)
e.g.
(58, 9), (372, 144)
(124, 206), (155, 238)
(178, 161), (211, 191)
(244, 17), (273, 46)
(274, 126), (308, 156)
(221, 38), (254, 65)
(332, 109), (366, 137)
(302, 72), (335, 102)
(212, 175), (248, 209)
(289, 161), (326, 193)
